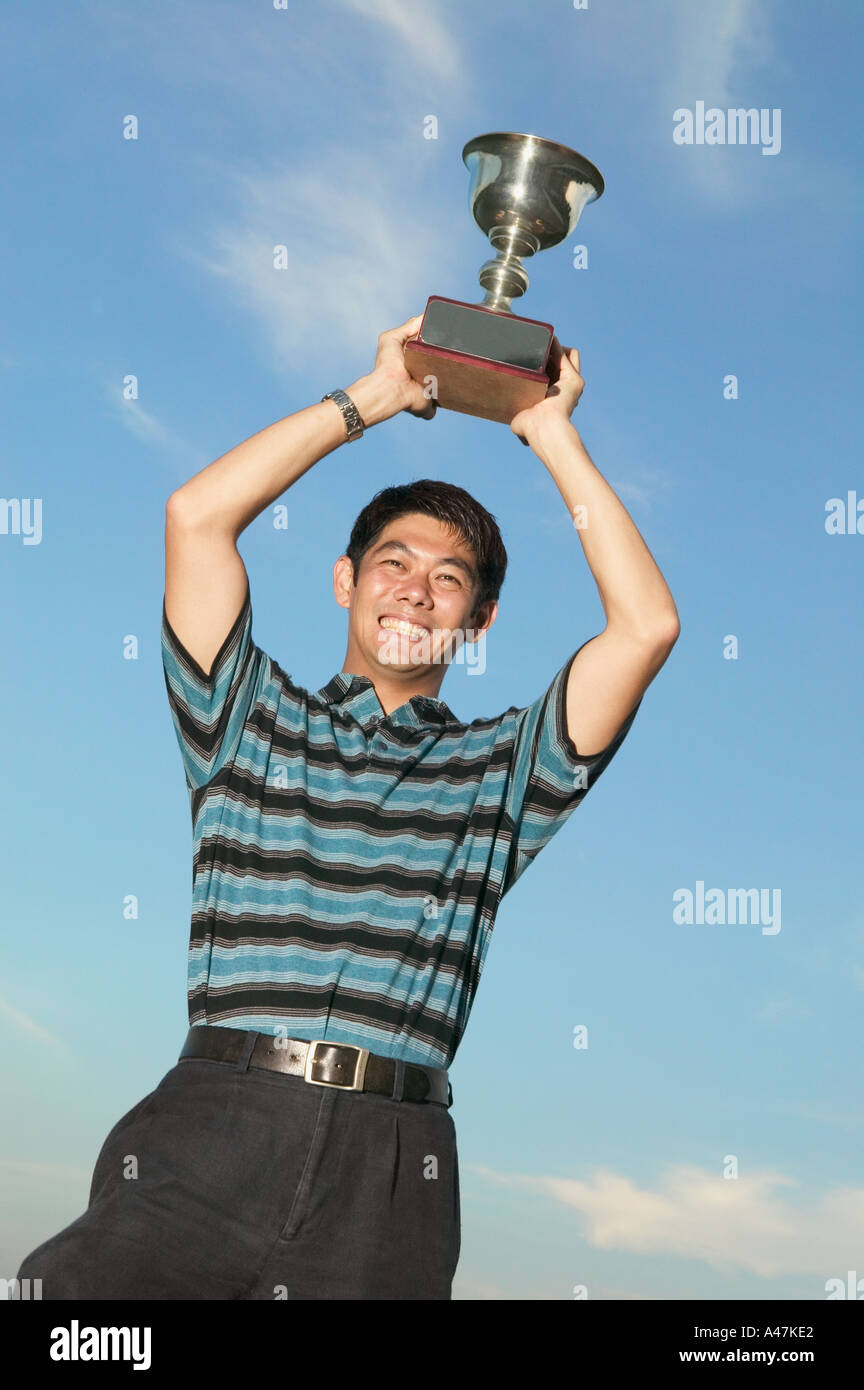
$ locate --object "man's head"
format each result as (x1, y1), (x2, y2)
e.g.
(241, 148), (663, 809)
(333, 479), (507, 684)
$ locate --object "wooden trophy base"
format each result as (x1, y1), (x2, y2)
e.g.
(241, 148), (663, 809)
(403, 295), (554, 425)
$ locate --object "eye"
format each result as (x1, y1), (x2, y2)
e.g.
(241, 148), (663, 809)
(382, 557), (460, 585)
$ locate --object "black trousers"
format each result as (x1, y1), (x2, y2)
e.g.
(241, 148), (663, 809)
(15, 1034), (461, 1300)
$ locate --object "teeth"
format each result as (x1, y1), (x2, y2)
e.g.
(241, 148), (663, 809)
(380, 617), (429, 639)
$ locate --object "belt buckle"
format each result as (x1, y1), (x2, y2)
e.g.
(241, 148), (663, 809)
(304, 1040), (370, 1092)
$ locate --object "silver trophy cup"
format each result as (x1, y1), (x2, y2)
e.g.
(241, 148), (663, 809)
(404, 131), (604, 425)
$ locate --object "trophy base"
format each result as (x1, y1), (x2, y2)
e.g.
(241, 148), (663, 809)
(404, 295), (554, 425)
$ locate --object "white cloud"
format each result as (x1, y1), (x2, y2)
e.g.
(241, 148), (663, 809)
(470, 1161), (864, 1278)
(662, 0), (774, 106)
(339, 0), (463, 84)
(660, 0), (777, 203)
(769, 1099), (864, 1133)
(574, 0), (774, 99)
(179, 157), (451, 375)
(92, 0), (466, 129)
(568, 0), (778, 207)
(607, 470), (675, 511)
(0, 994), (64, 1048)
(98, 380), (208, 481)
(756, 998), (815, 1023)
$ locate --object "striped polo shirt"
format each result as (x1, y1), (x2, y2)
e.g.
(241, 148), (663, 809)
(161, 581), (640, 1069)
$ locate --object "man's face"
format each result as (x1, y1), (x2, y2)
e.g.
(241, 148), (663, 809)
(334, 512), (496, 675)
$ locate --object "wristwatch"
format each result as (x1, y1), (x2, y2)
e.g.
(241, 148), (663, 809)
(321, 388), (367, 442)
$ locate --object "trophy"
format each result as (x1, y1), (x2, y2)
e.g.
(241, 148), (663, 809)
(404, 131), (604, 425)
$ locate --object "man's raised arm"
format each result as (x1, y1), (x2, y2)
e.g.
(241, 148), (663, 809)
(164, 315), (434, 677)
(510, 338), (681, 758)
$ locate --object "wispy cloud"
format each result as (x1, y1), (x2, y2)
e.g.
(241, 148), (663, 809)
(768, 1099), (863, 1133)
(756, 997), (814, 1023)
(92, 0), (466, 119)
(176, 156), (451, 376)
(97, 378), (208, 480)
(606, 470), (676, 511)
(570, 0), (778, 207)
(660, 0), (777, 203)
(662, 0), (774, 106)
(471, 1161), (864, 1278)
(339, 0), (464, 84)
(0, 994), (64, 1049)
(90, 0), (464, 377)
(528, 458), (676, 536)
(574, 0), (774, 104)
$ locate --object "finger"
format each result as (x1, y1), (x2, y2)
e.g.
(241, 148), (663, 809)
(557, 345), (579, 375)
(546, 337), (563, 382)
(385, 314), (424, 343)
(410, 394), (437, 420)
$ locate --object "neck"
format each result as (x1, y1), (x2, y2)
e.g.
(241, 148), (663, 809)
(340, 650), (447, 716)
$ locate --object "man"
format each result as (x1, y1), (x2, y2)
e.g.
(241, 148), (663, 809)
(15, 315), (679, 1300)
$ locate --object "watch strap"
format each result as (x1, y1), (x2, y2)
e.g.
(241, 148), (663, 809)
(321, 388), (366, 441)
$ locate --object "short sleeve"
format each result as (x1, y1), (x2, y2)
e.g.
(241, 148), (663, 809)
(161, 581), (265, 791)
(501, 641), (641, 896)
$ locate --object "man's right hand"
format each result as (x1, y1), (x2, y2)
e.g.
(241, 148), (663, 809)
(345, 314), (438, 426)
(164, 313), (438, 672)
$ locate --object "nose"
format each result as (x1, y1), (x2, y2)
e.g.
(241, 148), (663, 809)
(393, 573), (433, 607)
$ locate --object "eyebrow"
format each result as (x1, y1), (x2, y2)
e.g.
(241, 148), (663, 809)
(371, 539), (476, 583)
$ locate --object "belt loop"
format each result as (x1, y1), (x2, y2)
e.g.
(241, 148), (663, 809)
(392, 1058), (406, 1102)
(236, 1028), (259, 1072)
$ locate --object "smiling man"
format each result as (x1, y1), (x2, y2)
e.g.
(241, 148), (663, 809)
(338, 512), (493, 701)
(15, 314), (678, 1302)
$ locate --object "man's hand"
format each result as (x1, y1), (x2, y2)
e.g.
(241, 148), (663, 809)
(509, 337), (584, 446)
(346, 315), (437, 427)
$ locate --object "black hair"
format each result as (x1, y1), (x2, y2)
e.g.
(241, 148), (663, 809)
(344, 478), (507, 613)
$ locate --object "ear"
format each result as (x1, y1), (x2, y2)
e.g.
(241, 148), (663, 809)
(333, 554), (355, 611)
(466, 598), (498, 641)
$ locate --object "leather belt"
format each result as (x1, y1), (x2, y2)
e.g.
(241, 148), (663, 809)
(179, 1025), (452, 1106)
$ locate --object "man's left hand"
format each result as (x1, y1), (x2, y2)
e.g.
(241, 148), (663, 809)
(510, 338), (584, 445)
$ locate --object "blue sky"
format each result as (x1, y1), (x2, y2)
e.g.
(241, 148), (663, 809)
(1, 0), (862, 1301)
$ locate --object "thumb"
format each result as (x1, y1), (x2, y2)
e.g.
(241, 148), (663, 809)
(392, 313), (424, 340)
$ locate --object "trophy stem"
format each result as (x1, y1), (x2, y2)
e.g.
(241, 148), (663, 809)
(477, 224), (540, 313)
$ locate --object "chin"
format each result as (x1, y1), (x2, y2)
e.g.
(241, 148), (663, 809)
(375, 636), (430, 670)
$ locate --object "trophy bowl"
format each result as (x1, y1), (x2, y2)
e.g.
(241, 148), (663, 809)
(463, 131), (605, 311)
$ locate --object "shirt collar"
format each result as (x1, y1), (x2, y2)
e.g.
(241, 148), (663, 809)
(315, 671), (457, 729)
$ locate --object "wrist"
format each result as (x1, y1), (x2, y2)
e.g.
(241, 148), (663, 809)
(344, 374), (405, 429)
(521, 411), (581, 457)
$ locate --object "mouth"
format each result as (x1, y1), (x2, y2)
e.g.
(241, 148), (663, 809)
(378, 615), (432, 640)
